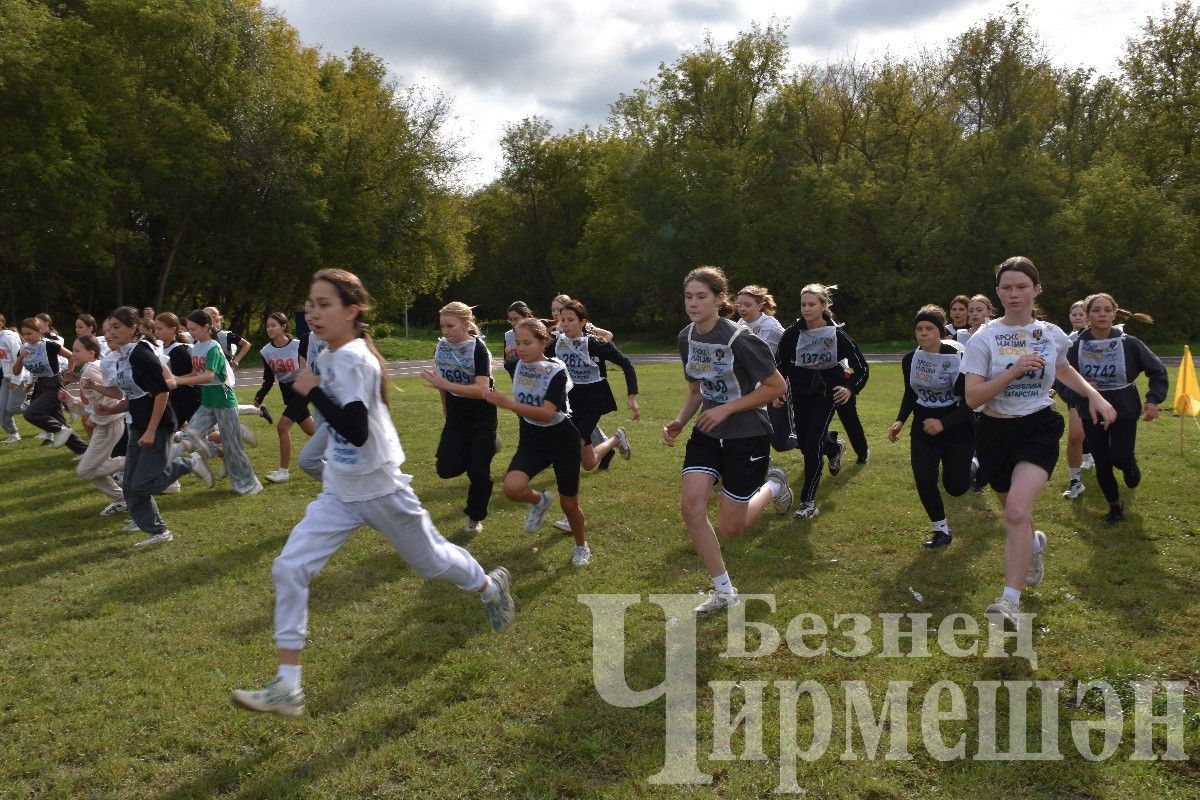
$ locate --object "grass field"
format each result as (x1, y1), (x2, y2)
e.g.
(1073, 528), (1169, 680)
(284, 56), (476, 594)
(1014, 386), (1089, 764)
(1, 364), (1198, 799)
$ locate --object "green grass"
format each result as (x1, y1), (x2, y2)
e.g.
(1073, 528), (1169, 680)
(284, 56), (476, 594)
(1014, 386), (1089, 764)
(2, 365), (1198, 798)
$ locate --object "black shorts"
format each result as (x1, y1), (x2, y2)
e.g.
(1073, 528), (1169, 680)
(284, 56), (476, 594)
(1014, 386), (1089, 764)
(572, 406), (606, 444)
(508, 418), (582, 496)
(683, 429), (771, 502)
(278, 381), (312, 424)
(975, 406), (1064, 493)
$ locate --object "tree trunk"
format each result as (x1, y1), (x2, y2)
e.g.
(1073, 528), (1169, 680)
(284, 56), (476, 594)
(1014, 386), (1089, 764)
(155, 216), (187, 311)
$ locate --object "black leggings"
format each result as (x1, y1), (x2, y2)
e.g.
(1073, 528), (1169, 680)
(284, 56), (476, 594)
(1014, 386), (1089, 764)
(1080, 416), (1138, 504)
(791, 391), (838, 503)
(25, 377), (87, 454)
(910, 429), (973, 522)
(835, 395), (868, 460)
(436, 417), (497, 521)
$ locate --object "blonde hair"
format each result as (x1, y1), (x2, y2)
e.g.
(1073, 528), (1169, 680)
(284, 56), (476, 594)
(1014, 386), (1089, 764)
(800, 283), (838, 325)
(439, 301), (480, 337)
(737, 285), (778, 316)
(203, 306), (222, 328)
(969, 294), (996, 316)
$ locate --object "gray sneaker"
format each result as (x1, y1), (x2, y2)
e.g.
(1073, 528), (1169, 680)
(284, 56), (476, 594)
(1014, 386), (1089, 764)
(231, 677), (305, 717)
(985, 596), (1020, 632)
(482, 567), (515, 632)
(552, 516), (572, 533)
(827, 438), (846, 476)
(1025, 530), (1047, 587)
(793, 501), (819, 520)
(1061, 479), (1085, 499)
(524, 490), (553, 533)
(767, 465), (793, 515)
(615, 427), (631, 460)
(99, 501), (127, 516)
(190, 451), (214, 488)
(134, 530), (173, 548)
(571, 544), (592, 566)
(694, 591), (739, 615)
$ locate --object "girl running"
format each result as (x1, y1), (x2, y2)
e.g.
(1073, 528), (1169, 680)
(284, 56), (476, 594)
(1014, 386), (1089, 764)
(549, 294), (612, 341)
(254, 312), (316, 484)
(1057, 300), (1093, 500)
(504, 301), (535, 372)
(664, 266), (791, 615)
(775, 284), (868, 519)
(75, 314), (110, 356)
(58, 334), (126, 514)
(947, 295), (970, 336)
(737, 285), (794, 451)
(12, 318), (88, 455)
(963, 257), (1116, 631)
(419, 302), (498, 534)
(174, 310), (263, 496)
(486, 318), (592, 565)
(0, 316), (25, 444)
(204, 306), (272, 426)
(888, 306), (974, 548)
(955, 295), (994, 345)
(1068, 294), (1165, 525)
(297, 328), (329, 480)
(231, 269), (514, 717)
(154, 313), (201, 430)
(84, 307), (213, 547)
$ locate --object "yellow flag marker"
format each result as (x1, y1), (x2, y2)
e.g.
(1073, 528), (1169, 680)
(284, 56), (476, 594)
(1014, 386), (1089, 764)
(1173, 345), (1200, 452)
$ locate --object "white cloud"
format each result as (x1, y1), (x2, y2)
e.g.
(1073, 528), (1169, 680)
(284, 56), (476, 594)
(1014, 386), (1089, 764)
(270, 0), (1163, 187)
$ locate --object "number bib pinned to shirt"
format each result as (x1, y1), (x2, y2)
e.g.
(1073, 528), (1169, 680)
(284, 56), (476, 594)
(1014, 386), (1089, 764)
(434, 337), (481, 397)
(910, 350), (960, 408)
(554, 335), (602, 385)
(113, 342), (150, 400)
(793, 325), (838, 370)
(20, 341), (56, 378)
(261, 338), (302, 383)
(1078, 337), (1129, 391)
(685, 324), (744, 405)
(984, 325), (1060, 409)
(512, 360), (570, 427)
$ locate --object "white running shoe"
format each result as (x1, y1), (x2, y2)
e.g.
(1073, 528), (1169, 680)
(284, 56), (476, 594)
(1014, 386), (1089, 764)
(1061, 479), (1085, 499)
(985, 596), (1020, 632)
(694, 590), (739, 615)
(1025, 530), (1047, 587)
(571, 544), (592, 566)
(615, 427), (631, 460)
(52, 426), (74, 447)
(552, 516), (572, 533)
(827, 439), (846, 476)
(482, 567), (515, 632)
(464, 516), (483, 534)
(793, 501), (819, 520)
(99, 501), (127, 517)
(524, 490), (553, 533)
(266, 467), (290, 483)
(134, 530), (173, 548)
(231, 677), (305, 717)
(161, 480), (181, 494)
(240, 482), (264, 497)
(767, 465), (793, 515)
(1081, 453), (1095, 470)
(190, 451), (214, 488)
(0, 433), (20, 444)
(238, 423), (256, 447)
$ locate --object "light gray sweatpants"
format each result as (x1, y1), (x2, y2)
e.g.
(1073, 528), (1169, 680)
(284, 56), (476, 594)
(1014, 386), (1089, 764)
(0, 376), (25, 435)
(76, 419), (125, 501)
(298, 412), (327, 480)
(272, 481), (487, 650)
(186, 405), (262, 495)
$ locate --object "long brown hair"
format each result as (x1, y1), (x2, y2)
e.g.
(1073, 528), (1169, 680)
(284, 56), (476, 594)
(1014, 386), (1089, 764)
(313, 268), (389, 406)
(683, 266), (734, 316)
(1084, 293), (1154, 325)
(155, 312), (190, 345)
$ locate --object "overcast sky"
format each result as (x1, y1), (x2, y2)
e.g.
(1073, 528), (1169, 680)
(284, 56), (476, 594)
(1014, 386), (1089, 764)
(271, 0), (1162, 187)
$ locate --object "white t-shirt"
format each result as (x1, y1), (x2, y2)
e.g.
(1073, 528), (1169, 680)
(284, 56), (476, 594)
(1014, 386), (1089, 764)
(320, 338), (406, 502)
(739, 314), (785, 357)
(0, 329), (20, 376)
(962, 319), (1070, 417)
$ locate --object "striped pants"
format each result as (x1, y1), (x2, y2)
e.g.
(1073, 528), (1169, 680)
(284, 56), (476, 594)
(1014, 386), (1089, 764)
(187, 405), (262, 495)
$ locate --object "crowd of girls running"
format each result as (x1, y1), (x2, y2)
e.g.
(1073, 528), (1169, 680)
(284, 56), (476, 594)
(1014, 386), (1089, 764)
(0, 257), (1173, 714)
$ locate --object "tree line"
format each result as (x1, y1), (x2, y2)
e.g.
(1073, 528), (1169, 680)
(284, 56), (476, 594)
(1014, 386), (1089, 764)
(3, 2), (1198, 342)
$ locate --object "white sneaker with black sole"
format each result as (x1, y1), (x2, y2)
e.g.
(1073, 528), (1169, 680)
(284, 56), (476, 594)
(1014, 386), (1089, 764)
(1062, 479), (1085, 499)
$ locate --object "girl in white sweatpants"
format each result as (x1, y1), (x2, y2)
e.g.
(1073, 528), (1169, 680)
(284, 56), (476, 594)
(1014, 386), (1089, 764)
(59, 333), (126, 512)
(231, 269), (515, 718)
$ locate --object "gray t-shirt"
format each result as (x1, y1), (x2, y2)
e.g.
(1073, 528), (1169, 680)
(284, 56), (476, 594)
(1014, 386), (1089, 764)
(677, 317), (776, 440)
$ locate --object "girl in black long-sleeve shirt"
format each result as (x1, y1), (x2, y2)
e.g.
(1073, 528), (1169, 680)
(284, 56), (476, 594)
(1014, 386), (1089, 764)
(1067, 293), (1168, 525)
(888, 306), (974, 548)
(775, 284), (868, 519)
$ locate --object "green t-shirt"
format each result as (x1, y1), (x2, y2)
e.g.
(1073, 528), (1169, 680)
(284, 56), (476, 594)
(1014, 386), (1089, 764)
(198, 343), (237, 408)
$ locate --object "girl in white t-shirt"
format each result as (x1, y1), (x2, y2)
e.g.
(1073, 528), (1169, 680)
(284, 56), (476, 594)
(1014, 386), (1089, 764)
(962, 257), (1115, 632)
(232, 269), (514, 718)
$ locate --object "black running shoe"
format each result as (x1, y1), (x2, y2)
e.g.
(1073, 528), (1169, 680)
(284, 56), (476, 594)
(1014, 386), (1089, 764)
(827, 438), (845, 476)
(1103, 505), (1125, 525)
(259, 405), (274, 425)
(923, 530), (953, 548)
(598, 448), (616, 471)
